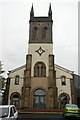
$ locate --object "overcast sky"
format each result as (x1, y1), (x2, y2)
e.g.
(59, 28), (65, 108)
(0, 0), (79, 77)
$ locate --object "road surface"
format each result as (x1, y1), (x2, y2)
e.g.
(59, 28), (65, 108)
(18, 113), (79, 120)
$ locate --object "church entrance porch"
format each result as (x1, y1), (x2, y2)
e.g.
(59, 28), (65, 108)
(33, 89), (46, 109)
(59, 93), (70, 109)
(10, 92), (21, 110)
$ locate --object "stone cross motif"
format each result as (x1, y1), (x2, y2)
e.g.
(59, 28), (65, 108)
(35, 47), (45, 56)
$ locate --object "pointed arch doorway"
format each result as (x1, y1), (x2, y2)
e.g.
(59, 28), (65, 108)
(33, 89), (46, 109)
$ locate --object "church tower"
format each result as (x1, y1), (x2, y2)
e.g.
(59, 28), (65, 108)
(21, 4), (58, 109)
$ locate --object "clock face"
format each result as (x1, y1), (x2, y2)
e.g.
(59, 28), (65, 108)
(35, 47), (45, 56)
(38, 49), (43, 54)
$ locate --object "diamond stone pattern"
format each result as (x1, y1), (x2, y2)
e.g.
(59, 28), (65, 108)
(35, 47), (45, 56)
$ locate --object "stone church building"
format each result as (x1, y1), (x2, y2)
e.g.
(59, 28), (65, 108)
(6, 5), (76, 110)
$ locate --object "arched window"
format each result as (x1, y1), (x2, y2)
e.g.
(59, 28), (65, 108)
(42, 27), (48, 39)
(34, 89), (45, 95)
(61, 76), (66, 85)
(15, 76), (19, 85)
(34, 62), (46, 77)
